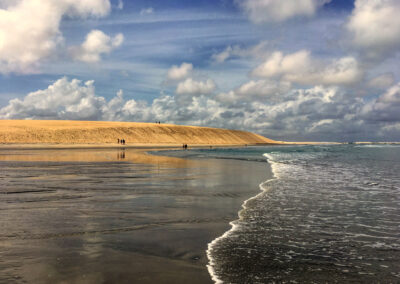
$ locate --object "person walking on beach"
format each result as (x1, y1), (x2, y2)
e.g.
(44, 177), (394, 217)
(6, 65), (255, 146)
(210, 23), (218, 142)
(118, 138), (120, 144)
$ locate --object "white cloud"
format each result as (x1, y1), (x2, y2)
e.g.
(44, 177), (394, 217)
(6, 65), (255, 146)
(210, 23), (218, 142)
(140, 7), (154, 15)
(212, 41), (271, 63)
(237, 0), (330, 23)
(2, 77), (400, 141)
(166, 62), (193, 81)
(252, 50), (311, 78)
(381, 123), (400, 134)
(70, 30), (124, 63)
(361, 83), (400, 124)
(252, 50), (363, 86)
(0, 77), (106, 120)
(346, 0), (400, 59)
(236, 80), (290, 98)
(176, 78), (216, 95)
(212, 46), (234, 63)
(377, 83), (400, 104)
(367, 73), (395, 89)
(0, 77), (221, 125)
(0, 0), (112, 74)
(217, 80), (292, 103)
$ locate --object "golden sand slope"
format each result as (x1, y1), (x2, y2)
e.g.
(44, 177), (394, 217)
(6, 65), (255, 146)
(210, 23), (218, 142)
(0, 120), (278, 145)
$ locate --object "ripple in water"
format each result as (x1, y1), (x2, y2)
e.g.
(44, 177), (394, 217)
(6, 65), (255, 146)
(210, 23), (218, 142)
(207, 145), (400, 283)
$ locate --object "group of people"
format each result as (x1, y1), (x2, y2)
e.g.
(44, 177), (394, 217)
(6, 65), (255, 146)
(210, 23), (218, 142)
(117, 138), (126, 145)
(182, 143), (188, 149)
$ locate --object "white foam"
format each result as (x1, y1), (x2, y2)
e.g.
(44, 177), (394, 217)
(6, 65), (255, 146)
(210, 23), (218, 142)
(206, 153), (279, 283)
(355, 144), (400, 148)
(207, 147), (400, 282)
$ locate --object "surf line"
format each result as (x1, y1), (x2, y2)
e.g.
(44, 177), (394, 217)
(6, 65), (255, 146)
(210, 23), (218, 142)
(206, 153), (280, 283)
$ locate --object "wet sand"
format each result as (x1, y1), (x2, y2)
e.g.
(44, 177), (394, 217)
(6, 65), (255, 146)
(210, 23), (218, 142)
(0, 147), (272, 283)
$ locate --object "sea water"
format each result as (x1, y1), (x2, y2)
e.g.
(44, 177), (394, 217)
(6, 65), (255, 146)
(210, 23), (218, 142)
(202, 145), (400, 283)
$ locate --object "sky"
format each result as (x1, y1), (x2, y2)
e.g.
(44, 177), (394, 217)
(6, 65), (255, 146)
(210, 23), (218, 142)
(1, 0), (400, 141)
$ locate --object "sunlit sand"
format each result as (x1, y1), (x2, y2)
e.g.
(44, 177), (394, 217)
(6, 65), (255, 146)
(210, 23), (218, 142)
(0, 120), (278, 146)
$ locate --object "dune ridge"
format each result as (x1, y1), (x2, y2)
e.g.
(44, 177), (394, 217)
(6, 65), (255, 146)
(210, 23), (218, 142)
(0, 120), (278, 146)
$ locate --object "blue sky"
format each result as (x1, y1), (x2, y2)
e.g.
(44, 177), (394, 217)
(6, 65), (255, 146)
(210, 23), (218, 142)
(1, 0), (400, 141)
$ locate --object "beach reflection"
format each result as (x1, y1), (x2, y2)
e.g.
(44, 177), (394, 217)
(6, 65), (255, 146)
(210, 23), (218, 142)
(0, 148), (191, 167)
(0, 148), (270, 283)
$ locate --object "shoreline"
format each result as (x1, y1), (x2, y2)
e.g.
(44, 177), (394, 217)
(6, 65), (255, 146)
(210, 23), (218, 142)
(206, 152), (280, 283)
(0, 140), (361, 151)
(1, 141), (399, 150)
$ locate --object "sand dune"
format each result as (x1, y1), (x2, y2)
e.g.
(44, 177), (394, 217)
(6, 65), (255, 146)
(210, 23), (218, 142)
(0, 120), (278, 146)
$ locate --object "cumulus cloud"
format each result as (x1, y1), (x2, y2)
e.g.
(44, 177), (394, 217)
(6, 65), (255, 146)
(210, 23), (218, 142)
(140, 7), (154, 15)
(70, 30), (124, 63)
(166, 62), (193, 81)
(0, 77), (221, 125)
(0, 0), (112, 74)
(252, 50), (363, 86)
(236, 80), (290, 98)
(2, 77), (400, 141)
(346, 0), (400, 59)
(176, 78), (216, 95)
(377, 83), (400, 104)
(217, 80), (292, 103)
(252, 50), (311, 77)
(361, 83), (400, 123)
(367, 73), (395, 89)
(237, 0), (331, 23)
(0, 77), (106, 120)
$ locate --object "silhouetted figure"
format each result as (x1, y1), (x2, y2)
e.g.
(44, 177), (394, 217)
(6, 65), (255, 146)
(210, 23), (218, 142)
(159, 121), (161, 124)
(122, 139), (125, 145)
(117, 138), (120, 144)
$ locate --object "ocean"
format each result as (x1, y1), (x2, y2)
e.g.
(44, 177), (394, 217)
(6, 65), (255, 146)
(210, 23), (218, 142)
(202, 145), (400, 283)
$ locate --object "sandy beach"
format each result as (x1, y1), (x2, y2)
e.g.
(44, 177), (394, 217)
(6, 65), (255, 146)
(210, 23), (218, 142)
(0, 146), (272, 283)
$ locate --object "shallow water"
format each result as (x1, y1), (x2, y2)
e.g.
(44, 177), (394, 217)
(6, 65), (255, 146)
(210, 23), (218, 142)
(206, 145), (400, 283)
(0, 147), (270, 283)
